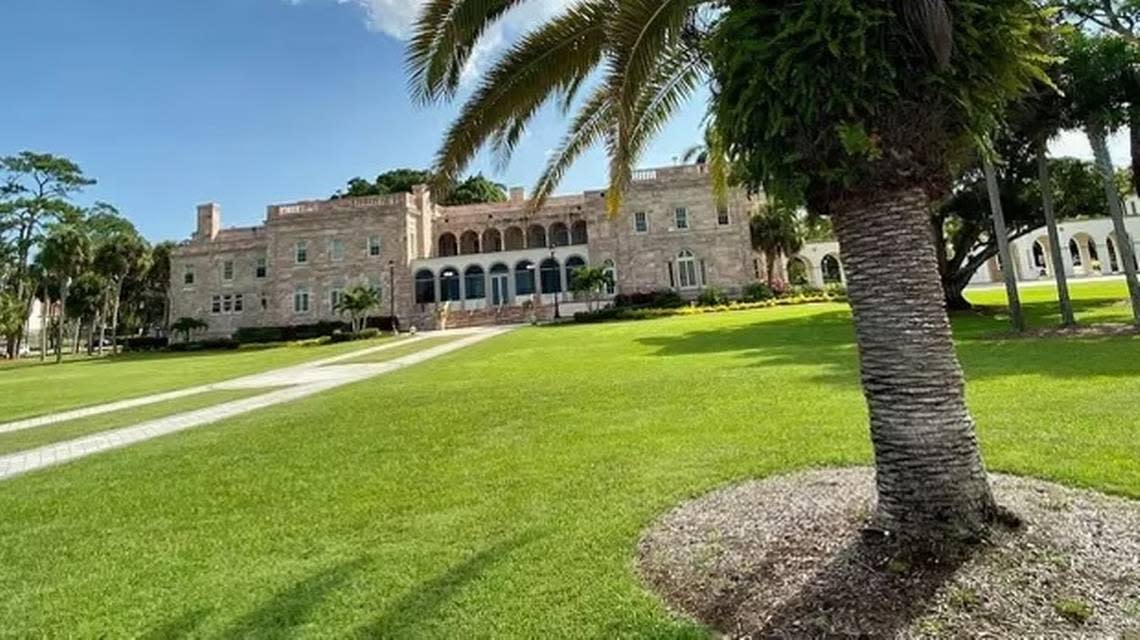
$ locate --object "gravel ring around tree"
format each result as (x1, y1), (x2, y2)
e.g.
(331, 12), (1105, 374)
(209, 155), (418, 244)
(637, 468), (1140, 639)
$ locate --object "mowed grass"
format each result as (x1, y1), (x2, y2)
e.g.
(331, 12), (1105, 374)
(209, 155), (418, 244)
(966, 278), (1135, 327)
(0, 337), (393, 422)
(333, 335), (462, 365)
(0, 388), (275, 455)
(0, 283), (1137, 637)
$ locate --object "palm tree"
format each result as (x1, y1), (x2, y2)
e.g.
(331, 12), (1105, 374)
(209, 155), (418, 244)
(981, 157), (1025, 332)
(39, 225), (91, 363)
(94, 232), (150, 354)
(410, 0), (1047, 547)
(749, 204), (804, 284)
(568, 265), (612, 311)
(334, 285), (381, 333)
(169, 317), (208, 343)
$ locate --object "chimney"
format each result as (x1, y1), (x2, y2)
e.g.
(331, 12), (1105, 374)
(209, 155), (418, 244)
(196, 203), (221, 241)
(509, 187), (525, 203)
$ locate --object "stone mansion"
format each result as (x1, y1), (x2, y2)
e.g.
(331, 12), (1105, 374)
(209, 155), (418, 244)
(169, 164), (760, 333)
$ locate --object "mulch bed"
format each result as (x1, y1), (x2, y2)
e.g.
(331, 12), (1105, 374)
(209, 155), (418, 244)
(637, 468), (1140, 639)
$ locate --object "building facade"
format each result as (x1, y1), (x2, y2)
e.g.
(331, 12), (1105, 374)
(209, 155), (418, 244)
(169, 164), (757, 334)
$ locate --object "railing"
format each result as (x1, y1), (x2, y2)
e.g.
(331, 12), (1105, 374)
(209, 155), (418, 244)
(272, 193), (411, 217)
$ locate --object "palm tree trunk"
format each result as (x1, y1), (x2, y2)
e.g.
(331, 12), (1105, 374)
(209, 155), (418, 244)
(56, 282), (68, 364)
(765, 253), (776, 284)
(832, 187), (1001, 545)
(111, 280), (123, 355)
(39, 293), (48, 362)
(982, 158), (1024, 332)
(1088, 123), (1140, 324)
(1037, 144), (1076, 326)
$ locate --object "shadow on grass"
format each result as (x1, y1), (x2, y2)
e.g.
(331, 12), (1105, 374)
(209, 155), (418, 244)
(353, 530), (543, 638)
(634, 305), (1140, 389)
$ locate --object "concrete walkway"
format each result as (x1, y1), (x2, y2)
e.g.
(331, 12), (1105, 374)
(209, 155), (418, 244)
(0, 327), (510, 481)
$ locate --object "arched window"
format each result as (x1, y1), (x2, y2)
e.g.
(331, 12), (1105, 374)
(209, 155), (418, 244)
(459, 230), (480, 255)
(438, 233), (458, 257)
(1069, 238), (1082, 266)
(602, 259), (616, 294)
(1107, 236), (1120, 272)
(439, 267), (461, 302)
(540, 257), (562, 293)
(464, 265), (486, 299)
(549, 222), (570, 247)
(414, 269), (435, 304)
(489, 262), (510, 304)
(504, 226), (525, 251)
(677, 250), (698, 288)
(1032, 240), (1047, 269)
(570, 220), (588, 245)
(1087, 237), (1100, 265)
(787, 256), (809, 285)
(527, 224), (547, 248)
(483, 228), (503, 253)
(564, 256), (586, 289)
(515, 260), (536, 295)
(821, 254), (843, 284)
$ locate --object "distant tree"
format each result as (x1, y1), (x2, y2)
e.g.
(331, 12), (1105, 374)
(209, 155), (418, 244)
(334, 285), (381, 332)
(443, 174), (507, 205)
(94, 232), (150, 353)
(569, 265), (612, 312)
(170, 317), (208, 343)
(67, 272), (108, 355)
(39, 225), (91, 363)
(0, 152), (94, 356)
(139, 241), (174, 333)
(750, 204), (804, 284)
(0, 291), (23, 348)
(335, 169), (433, 199)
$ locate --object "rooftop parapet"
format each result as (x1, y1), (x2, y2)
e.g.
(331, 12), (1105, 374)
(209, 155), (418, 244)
(267, 192), (414, 220)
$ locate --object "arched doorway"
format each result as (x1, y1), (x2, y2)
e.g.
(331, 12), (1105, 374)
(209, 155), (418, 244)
(483, 228), (503, 253)
(564, 256), (587, 292)
(549, 222), (570, 247)
(414, 269), (435, 304)
(439, 267), (461, 302)
(504, 226), (525, 251)
(464, 265), (485, 300)
(514, 260), (536, 296)
(540, 257), (562, 293)
(602, 259), (616, 295)
(821, 254), (843, 284)
(527, 224), (547, 248)
(1032, 239), (1047, 273)
(489, 263), (510, 305)
(1107, 236), (1120, 272)
(786, 256), (810, 285)
(459, 230), (480, 255)
(438, 233), (458, 258)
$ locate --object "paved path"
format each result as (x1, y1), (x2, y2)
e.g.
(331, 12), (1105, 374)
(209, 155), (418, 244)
(0, 327), (510, 481)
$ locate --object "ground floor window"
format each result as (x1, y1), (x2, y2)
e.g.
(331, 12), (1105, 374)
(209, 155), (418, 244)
(294, 287), (310, 313)
(515, 260), (535, 295)
(415, 269), (435, 304)
(540, 258), (561, 293)
(440, 268), (461, 302)
(678, 250), (698, 288)
(465, 265), (485, 299)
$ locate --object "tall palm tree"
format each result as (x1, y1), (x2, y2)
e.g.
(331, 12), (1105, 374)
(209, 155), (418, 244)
(39, 225), (91, 363)
(410, 0), (1047, 547)
(749, 205), (804, 284)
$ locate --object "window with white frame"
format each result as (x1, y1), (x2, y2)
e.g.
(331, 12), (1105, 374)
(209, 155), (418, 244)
(634, 211), (648, 233)
(222, 294), (233, 313)
(368, 235), (382, 256)
(717, 205), (730, 226)
(222, 260), (234, 281)
(677, 250), (698, 288)
(329, 288), (343, 309)
(294, 287), (310, 313)
(295, 240), (308, 264)
(330, 238), (346, 261)
(674, 207), (689, 230)
(255, 256), (267, 279)
(184, 265), (195, 285)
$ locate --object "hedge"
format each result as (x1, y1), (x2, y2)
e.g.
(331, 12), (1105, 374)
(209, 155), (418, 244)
(573, 292), (846, 324)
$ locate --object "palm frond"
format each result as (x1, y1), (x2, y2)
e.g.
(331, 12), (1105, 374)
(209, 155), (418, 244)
(531, 85), (613, 208)
(428, 1), (610, 187)
(899, 0), (953, 69)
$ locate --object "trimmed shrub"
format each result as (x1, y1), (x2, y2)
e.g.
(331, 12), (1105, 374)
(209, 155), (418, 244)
(329, 328), (382, 343)
(742, 282), (775, 302)
(613, 289), (684, 309)
(235, 317), (397, 344)
(123, 336), (169, 352)
(696, 287), (729, 307)
(168, 337), (240, 352)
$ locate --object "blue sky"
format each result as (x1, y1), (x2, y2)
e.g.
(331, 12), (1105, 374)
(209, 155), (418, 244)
(0, 0), (707, 242)
(0, 1), (1126, 243)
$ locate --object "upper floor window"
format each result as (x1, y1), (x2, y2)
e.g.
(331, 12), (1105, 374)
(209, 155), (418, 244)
(211, 295), (221, 314)
(368, 235), (382, 256)
(674, 207), (689, 230)
(222, 260), (234, 281)
(183, 265), (195, 285)
(634, 211), (648, 233)
(677, 250), (698, 288)
(717, 206), (730, 226)
(255, 257), (267, 279)
(294, 287), (310, 313)
(330, 238), (346, 261)
(295, 240), (308, 264)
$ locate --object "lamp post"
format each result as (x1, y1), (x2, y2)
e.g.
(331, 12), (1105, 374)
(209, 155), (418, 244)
(387, 259), (396, 334)
(549, 246), (561, 320)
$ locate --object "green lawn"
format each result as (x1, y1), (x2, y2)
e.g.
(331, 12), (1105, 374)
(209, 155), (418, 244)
(0, 388), (274, 455)
(0, 337), (393, 423)
(0, 283), (1137, 637)
(333, 336), (462, 365)
(966, 278), (1135, 327)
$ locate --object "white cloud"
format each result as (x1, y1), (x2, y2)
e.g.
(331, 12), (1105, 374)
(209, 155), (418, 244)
(1049, 128), (1131, 169)
(294, 0), (575, 81)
